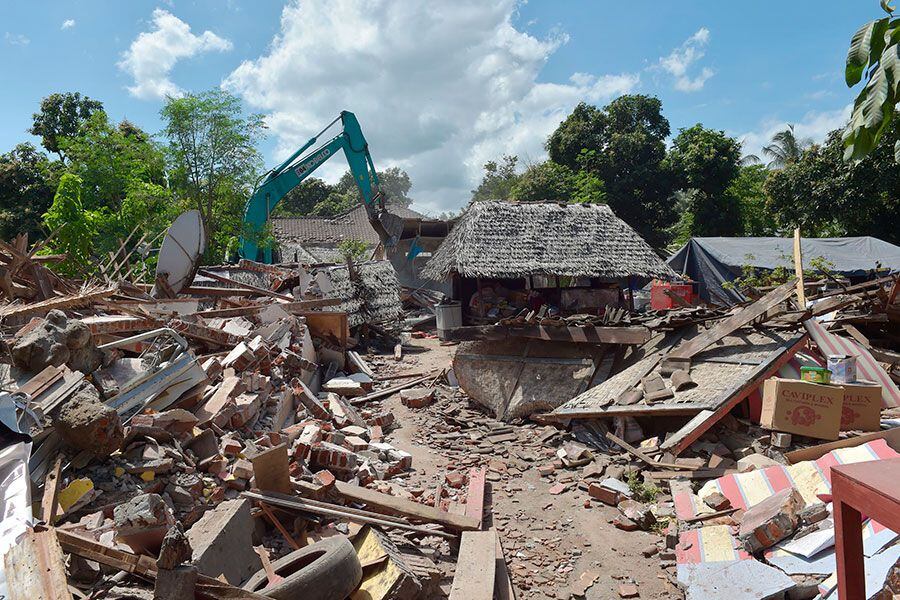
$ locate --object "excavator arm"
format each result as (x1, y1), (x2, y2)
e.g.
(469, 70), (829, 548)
(240, 111), (391, 262)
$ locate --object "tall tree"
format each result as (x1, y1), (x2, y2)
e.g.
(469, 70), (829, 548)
(161, 89), (266, 257)
(0, 143), (60, 240)
(470, 155), (519, 202)
(277, 178), (333, 216)
(509, 160), (605, 204)
(665, 124), (743, 237)
(728, 164), (776, 236)
(764, 119), (900, 244)
(29, 92), (104, 161)
(547, 95), (674, 246)
(762, 125), (810, 168)
(842, 0), (900, 162)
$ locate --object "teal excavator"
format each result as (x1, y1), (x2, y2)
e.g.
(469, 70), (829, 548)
(239, 111), (393, 263)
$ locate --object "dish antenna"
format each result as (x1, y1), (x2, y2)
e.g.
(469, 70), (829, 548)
(151, 210), (207, 298)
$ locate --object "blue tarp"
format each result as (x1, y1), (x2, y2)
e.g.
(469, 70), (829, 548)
(668, 236), (900, 304)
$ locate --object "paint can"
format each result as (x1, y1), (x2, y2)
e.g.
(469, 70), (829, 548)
(827, 354), (857, 384)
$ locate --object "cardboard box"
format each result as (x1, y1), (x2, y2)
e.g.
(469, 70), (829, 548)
(761, 378), (844, 440)
(840, 381), (882, 431)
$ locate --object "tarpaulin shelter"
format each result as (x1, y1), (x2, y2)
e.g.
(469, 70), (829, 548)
(668, 236), (900, 304)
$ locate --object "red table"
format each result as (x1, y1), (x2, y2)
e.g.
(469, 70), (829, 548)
(832, 457), (900, 599)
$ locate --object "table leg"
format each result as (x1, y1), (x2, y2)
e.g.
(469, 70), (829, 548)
(834, 495), (865, 599)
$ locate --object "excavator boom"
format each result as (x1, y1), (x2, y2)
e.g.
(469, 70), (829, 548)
(239, 111), (391, 262)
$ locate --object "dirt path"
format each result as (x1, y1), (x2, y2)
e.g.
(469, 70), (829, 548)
(368, 336), (680, 599)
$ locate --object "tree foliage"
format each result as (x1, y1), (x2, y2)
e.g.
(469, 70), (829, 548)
(0, 143), (60, 240)
(161, 90), (266, 258)
(470, 155), (519, 202)
(761, 125), (810, 168)
(508, 160), (605, 204)
(843, 1), (900, 162)
(42, 174), (98, 275)
(29, 92), (104, 160)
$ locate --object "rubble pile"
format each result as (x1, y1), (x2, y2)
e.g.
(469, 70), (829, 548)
(2, 227), (900, 600)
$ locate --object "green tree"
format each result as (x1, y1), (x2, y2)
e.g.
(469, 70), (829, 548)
(60, 111), (166, 212)
(842, 0), (900, 162)
(549, 95), (674, 246)
(665, 124), (743, 238)
(470, 155), (520, 202)
(42, 174), (98, 275)
(761, 125), (810, 168)
(0, 143), (60, 240)
(728, 164), (776, 236)
(509, 160), (605, 204)
(276, 178), (333, 216)
(764, 120), (900, 243)
(309, 190), (358, 216)
(29, 92), (104, 161)
(161, 89), (266, 258)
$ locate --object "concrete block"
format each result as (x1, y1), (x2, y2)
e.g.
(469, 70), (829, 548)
(738, 487), (805, 553)
(186, 498), (261, 585)
(154, 565), (198, 599)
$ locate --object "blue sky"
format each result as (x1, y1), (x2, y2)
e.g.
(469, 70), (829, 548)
(0, 1), (876, 213)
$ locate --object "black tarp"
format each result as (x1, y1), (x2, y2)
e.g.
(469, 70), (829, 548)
(668, 236), (900, 304)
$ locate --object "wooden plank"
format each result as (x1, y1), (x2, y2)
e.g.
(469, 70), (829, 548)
(19, 364), (64, 398)
(645, 468), (739, 480)
(784, 427), (900, 464)
(449, 530), (496, 600)
(605, 432), (692, 471)
(198, 269), (294, 301)
(249, 444), (292, 495)
(493, 528), (517, 600)
(188, 298), (342, 319)
(442, 324), (651, 345)
(465, 467), (487, 528)
(334, 481), (480, 532)
(3, 529), (72, 600)
(660, 333), (808, 456)
(299, 311), (350, 346)
(793, 228), (806, 308)
(41, 455), (64, 524)
(660, 278), (797, 374)
(350, 374), (436, 405)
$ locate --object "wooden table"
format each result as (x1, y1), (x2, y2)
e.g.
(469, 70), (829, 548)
(832, 457), (900, 599)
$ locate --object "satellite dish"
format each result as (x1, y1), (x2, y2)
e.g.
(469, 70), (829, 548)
(152, 210), (207, 298)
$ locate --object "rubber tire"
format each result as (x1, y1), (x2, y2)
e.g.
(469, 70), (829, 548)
(242, 536), (362, 600)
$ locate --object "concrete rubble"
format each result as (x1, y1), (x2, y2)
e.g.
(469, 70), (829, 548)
(1, 237), (899, 600)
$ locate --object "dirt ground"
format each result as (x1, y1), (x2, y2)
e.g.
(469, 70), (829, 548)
(371, 335), (680, 599)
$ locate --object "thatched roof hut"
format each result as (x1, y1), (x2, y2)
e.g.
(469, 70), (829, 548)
(421, 201), (674, 281)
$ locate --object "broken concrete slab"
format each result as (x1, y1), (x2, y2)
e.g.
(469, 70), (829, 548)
(186, 498), (261, 585)
(677, 558), (796, 600)
(738, 487), (804, 553)
(11, 310), (104, 373)
(113, 493), (175, 554)
(54, 382), (123, 457)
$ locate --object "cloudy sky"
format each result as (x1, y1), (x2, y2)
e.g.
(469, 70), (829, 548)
(0, 1), (873, 214)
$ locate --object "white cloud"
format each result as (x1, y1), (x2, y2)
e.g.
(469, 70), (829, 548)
(5, 32), (30, 46)
(61, 19), (76, 30)
(658, 27), (713, 93)
(119, 8), (232, 100)
(223, 0), (639, 213)
(737, 105), (851, 159)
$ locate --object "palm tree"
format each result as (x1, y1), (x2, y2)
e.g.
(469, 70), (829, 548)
(762, 125), (810, 168)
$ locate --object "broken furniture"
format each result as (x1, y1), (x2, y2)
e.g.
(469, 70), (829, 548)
(832, 457), (900, 600)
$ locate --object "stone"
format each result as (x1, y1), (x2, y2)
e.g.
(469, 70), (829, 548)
(157, 524), (192, 569)
(738, 487), (805, 553)
(618, 583), (639, 598)
(154, 565), (198, 600)
(770, 432), (793, 449)
(703, 491), (732, 511)
(11, 310), (103, 374)
(114, 493), (175, 553)
(54, 383), (123, 456)
(186, 498), (261, 585)
(798, 502), (829, 525)
(400, 387), (434, 408)
(617, 499), (655, 530)
(641, 544), (659, 557)
(737, 453), (780, 473)
(445, 472), (466, 488)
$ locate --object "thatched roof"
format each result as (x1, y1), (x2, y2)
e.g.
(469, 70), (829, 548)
(315, 260), (402, 327)
(421, 201), (675, 281)
(272, 203), (424, 247)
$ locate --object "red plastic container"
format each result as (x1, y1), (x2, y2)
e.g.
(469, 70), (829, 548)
(650, 281), (694, 310)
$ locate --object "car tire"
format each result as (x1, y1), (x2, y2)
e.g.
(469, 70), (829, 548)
(242, 536), (362, 600)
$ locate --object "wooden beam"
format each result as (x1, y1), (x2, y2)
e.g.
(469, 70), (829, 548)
(41, 455), (64, 524)
(660, 278), (797, 374)
(793, 228), (806, 308)
(187, 298), (343, 319)
(441, 324), (651, 345)
(784, 427), (900, 464)
(333, 481), (480, 532)
(449, 530), (496, 600)
(3, 529), (72, 600)
(605, 431), (692, 471)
